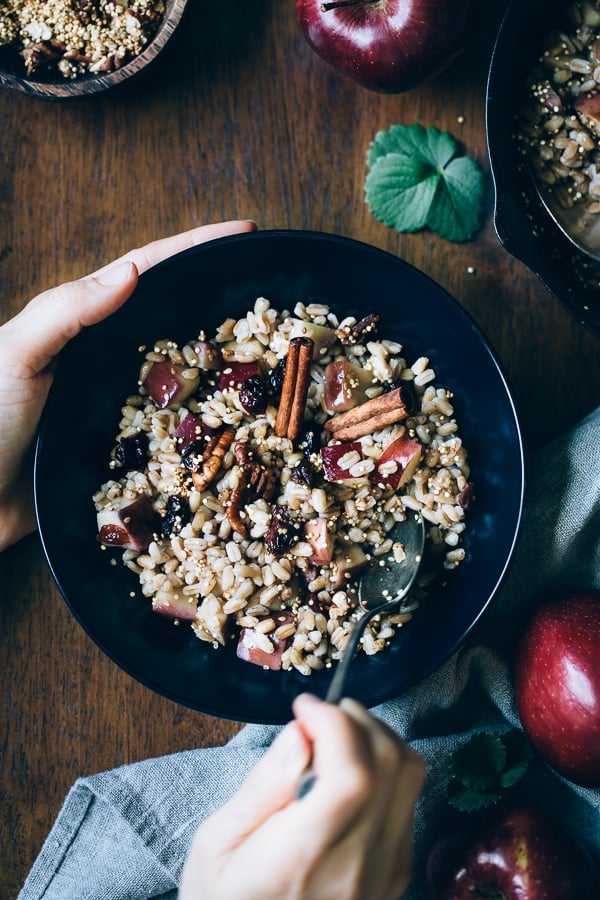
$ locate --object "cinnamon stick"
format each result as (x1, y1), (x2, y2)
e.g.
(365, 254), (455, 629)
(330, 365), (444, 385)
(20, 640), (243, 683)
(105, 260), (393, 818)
(332, 406), (410, 441)
(325, 387), (408, 434)
(275, 336), (314, 441)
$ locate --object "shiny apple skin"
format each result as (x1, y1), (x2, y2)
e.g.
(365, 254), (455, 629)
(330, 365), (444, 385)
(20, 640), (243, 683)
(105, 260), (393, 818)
(295, 0), (472, 94)
(427, 805), (600, 900)
(515, 592), (600, 787)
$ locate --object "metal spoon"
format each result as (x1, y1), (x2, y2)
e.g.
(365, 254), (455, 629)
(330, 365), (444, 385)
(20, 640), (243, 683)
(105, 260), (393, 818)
(528, 159), (600, 261)
(296, 513), (425, 798)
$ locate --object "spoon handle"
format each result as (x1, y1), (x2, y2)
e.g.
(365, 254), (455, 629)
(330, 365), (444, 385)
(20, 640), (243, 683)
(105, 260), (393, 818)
(324, 599), (396, 705)
(295, 599), (397, 800)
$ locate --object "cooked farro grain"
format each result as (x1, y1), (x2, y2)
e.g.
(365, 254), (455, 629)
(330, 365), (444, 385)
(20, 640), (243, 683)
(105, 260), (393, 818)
(518, 0), (600, 214)
(94, 299), (472, 675)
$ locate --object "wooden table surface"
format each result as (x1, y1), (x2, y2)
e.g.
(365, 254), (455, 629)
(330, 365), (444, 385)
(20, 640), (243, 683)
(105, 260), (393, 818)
(1, 1), (599, 895)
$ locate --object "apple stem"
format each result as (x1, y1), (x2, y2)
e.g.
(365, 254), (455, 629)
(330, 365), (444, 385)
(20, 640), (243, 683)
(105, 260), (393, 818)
(320, 0), (379, 11)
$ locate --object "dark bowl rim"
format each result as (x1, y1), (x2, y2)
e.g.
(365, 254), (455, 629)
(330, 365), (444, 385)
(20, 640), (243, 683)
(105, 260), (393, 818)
(34, 228), (527, 722)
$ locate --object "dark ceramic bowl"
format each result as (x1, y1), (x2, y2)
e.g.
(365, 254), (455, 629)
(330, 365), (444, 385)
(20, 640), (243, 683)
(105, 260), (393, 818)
(34, 230), (525, 724)
(486, 0), (600, 337)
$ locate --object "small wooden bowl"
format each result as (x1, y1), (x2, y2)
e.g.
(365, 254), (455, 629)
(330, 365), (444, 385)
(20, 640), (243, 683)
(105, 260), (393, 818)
(0, 0), (187, 100)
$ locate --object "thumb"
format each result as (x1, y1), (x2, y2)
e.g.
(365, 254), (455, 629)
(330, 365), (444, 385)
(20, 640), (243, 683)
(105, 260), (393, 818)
(206, 721), (311, 848)
(1, 261), (138, 377)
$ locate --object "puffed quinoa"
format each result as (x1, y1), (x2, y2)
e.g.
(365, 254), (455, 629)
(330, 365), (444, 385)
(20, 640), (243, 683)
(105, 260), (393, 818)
(0, 0), (165, 78)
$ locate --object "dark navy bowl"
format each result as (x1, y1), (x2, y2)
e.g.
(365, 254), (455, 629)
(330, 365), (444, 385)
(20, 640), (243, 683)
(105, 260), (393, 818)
(486, 0), (600, 337)
(34, 230), (525, 724)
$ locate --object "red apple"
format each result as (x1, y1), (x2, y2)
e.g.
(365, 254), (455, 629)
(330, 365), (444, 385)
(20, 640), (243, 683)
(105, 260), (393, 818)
(369, 434), (422, 489)
(331, 542), (368, 588)
(305, 516), (335, 564)
(193, 339), (221, 371)
(96, 495), (159, 551)
(323, 359), (373, 414)
(142, 359), (199, 409)
(219, 359), (261, 392)
(236, 611), (295, 670)
(295, 0), (471, 94)
(320, 441), (364, 481)
(515, 592), (600, 786)
(173, 412), (212, 452)
(152, 593), (198, 622)
(427, 804), (600, 899)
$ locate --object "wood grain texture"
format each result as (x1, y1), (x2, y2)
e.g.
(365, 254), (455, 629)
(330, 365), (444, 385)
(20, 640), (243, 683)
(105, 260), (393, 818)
(1, 1), (599, 895)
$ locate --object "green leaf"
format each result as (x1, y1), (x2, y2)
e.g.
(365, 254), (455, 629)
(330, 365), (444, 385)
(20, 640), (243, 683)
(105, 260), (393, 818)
(447, 779), (501, 813)
(500, 729), (534, 788)
(427, 156), (485, 242)
(450, 732), (507, 790)
(446, 729), (533, 812)
(364, 123), (485, 243)
(365, 154), (440, 233)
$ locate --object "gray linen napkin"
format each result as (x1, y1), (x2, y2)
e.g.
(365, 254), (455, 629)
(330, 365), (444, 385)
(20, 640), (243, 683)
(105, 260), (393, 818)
(19, 407), (600, 900)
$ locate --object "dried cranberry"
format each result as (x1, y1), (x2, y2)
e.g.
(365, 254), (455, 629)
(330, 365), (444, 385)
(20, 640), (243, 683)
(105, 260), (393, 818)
(162, 495), (191, 536)
(265, 505), (296, 556)
(268, 359), (286, 395)
(182, 440), (206, 472)
(458, 482), (476, 509)
(113, 433), (148, 470)
(291, 458), (316, 487)
(239, 376), (269, 415)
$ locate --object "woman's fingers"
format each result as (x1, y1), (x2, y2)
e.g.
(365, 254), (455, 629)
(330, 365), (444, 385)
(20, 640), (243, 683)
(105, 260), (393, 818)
(201, 721), (311, 850)
(90, 219), (257, 278)
(0, 262), (139, 377)
(1, 220), (258, 378)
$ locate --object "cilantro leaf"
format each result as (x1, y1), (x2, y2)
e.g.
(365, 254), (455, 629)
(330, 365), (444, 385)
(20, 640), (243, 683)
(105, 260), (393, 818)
(500, 729), (534, 788)
(447, 780), (501, 814)
(364, 123), (485, 243)
(446, 729), (532, 813)
(450, 733), (507, 790)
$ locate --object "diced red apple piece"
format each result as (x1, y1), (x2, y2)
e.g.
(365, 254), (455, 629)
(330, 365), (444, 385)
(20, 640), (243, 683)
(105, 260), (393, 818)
(193, 340), (221, 371)
(289, 318), (337, 359)
(173, 412), (211, 452)
(331, 543), (369, 589)
(575, 92), (600, 132)
(320, 441), (364, 482)
(219, 359), (261, 392)
(96, 495), (159, 551)
(152, 594), (198, 621)
(236, 611), (294, 670)
(142, 359), (199, 409)
(323, 359), (373, 414)
(305, 516), (335, 564)
(369, 435), (422, 490)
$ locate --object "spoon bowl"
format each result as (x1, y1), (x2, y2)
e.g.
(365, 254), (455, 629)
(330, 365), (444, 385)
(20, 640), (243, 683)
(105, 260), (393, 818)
(528, 161), (600, 263)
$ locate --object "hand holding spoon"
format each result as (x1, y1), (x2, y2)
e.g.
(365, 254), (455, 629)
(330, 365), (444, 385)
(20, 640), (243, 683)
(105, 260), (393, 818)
(296, 513), (425, 797)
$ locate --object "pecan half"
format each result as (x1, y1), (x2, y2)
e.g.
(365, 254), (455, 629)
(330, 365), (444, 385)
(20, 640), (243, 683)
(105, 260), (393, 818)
(190, 428), (235, 492)
(227, 441), (278, 535)
(335, 313), (379, 346)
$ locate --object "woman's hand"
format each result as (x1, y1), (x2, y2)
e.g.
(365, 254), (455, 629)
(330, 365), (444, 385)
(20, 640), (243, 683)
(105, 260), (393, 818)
(0, 220), (256, 552)
(180, 693), (426, 900)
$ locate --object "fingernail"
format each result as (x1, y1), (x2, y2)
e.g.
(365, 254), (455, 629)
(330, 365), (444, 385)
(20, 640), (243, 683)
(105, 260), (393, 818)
(97, 261), (134, 286)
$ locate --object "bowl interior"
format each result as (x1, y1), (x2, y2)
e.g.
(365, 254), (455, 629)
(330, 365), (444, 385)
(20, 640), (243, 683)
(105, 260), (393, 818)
(486, 0), (600, 336)
(35, 230), (525, 724)
(0, 0), (186, 99)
